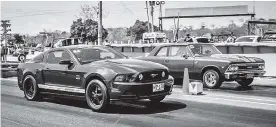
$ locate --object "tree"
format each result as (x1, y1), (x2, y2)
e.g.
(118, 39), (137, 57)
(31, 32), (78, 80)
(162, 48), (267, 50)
(70, 18), (108, 43)
(13, 34), (24, 44)
(127, 20), (159, 41)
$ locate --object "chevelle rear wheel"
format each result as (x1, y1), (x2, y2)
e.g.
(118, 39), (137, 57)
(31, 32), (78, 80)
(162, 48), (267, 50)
(203, 70), (222, 89)
(23, 75), (40, 101)
(85, 79), (109, 112)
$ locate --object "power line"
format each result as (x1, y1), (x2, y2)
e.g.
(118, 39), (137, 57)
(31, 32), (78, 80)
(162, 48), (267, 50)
(3, 10), (76, 19)
(120, 1), (135, 15)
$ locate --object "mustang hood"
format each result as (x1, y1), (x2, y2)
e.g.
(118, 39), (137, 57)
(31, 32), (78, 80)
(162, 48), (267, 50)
(91, 58), (168, 73)
(210, 54), (264, 63)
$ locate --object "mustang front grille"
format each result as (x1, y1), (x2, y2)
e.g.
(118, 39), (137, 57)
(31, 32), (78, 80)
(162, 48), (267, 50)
(134, 69), (169, 83)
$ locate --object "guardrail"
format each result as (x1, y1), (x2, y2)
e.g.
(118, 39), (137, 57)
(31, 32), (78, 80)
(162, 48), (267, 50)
(109, 42), (276, 54)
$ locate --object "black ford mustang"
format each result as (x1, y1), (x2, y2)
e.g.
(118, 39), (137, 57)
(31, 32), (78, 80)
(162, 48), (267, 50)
(17, 45), (174, 112)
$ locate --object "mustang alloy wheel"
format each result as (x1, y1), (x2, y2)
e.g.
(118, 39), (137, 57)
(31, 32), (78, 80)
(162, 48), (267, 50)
(85, 79), (109, 112)
(203, 69), (222, 89)
(23, 75), (40, 101)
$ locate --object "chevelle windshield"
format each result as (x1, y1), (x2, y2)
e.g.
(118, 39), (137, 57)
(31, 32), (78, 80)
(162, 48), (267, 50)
(70, 47), (126, 64)
(189, 44), (221, 56)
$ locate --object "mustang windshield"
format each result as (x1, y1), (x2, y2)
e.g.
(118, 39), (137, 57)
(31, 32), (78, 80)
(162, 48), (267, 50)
(70, 47), (127, 64)
(189, 44), (221, 56)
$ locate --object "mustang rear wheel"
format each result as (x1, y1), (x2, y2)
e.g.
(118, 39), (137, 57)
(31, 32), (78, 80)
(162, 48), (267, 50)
(237, 78), (254, 87)
(149, 96), (166, 103)
(203, 69), (222, 89)
(23, 75), (40, 101)
(85, 79), (109, 112)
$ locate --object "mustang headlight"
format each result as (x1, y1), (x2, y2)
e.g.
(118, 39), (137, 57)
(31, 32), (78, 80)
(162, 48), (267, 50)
(227, 65), (239, 71)
(114, 74), (135, 82)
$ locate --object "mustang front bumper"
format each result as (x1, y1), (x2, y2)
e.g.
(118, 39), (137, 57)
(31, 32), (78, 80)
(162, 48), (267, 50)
(109, 76), (174, 101)
(224, 70), (266, 80)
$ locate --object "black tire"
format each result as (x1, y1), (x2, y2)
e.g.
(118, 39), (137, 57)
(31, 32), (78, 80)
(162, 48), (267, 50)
(149, 96), (166, 103)
(85, 79), (109, 112)
(237, 78), (254, 87)
(18, 54), (26, 62)
(202, 69), (223, 89)
(23, 75), (41, 101)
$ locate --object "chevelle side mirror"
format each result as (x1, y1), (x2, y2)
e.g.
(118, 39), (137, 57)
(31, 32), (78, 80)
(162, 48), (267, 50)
(59, 59), (73, 65)
(182, 53), (189, 59)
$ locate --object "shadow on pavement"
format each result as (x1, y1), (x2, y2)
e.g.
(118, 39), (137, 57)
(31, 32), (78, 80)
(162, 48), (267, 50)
(41, 97), (187, 114)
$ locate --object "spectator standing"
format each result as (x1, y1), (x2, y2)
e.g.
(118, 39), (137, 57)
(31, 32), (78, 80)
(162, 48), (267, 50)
(226, 32), (236, 43)
(183, 34), (193, 43)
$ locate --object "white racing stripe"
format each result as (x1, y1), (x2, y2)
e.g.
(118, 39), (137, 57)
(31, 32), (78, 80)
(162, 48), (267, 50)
(37, 84), (85, 93)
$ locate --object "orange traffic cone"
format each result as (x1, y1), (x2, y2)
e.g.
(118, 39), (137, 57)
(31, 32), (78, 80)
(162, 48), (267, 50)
(182, 68), (189, 94)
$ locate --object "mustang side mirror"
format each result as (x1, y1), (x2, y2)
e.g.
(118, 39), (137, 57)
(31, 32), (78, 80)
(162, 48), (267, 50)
(59, 59), (73, 65)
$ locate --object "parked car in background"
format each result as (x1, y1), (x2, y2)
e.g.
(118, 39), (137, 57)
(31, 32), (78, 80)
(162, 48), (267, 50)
(261, 31), (276, 42)
(235, 35), (262, 43)
(178, 37), (210, 43)
(139, 43), (266, 89)
(17, 45), (174, 112)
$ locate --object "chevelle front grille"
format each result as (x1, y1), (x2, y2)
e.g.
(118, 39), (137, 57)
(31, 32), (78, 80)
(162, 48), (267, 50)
(238, 65), (259, 70)
(135, 69), (169, 83)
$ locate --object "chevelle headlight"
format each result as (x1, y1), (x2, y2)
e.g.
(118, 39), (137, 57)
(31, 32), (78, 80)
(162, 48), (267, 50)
(114, 74), (135, 82)
(227, 65), (239, 71)
(259, 65), (265, 69)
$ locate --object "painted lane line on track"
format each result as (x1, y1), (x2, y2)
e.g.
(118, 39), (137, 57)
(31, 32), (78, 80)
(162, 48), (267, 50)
(169, 94), (276, 107)
(205, 94), (276, 103)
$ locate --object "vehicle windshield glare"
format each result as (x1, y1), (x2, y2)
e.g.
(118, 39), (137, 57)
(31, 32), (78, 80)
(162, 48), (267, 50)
(236, 37), (255, 42)
(189, 44), (221, 56)
(70, 47), (127, 64)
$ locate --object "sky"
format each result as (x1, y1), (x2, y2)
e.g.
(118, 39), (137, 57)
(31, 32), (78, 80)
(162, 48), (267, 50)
(1, 1), (276, 35)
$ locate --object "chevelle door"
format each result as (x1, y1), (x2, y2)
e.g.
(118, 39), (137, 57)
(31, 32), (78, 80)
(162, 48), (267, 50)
(165, 46), (194, 79)
(144, 46), (169, 66)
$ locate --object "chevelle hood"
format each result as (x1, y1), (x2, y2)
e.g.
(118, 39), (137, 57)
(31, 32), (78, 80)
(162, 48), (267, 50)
(209, 54), (264, 63)
(90, 58), (168, 73)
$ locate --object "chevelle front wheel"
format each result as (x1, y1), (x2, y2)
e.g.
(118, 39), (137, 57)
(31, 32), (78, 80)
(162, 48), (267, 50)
(85, 79), (109, 112)
(203, 69), (222, 89)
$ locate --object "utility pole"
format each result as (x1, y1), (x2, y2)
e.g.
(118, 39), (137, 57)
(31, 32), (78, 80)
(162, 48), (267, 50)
(1, 20), (11, 62)
(98, 1), (103, 45)
(149, 1), (155, 32)
(39, 31), (52, 51)
(156, 1), (165, 32)
(145, 1), (150, 32)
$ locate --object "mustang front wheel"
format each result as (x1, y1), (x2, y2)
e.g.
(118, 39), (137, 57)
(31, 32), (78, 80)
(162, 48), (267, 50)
(23, 75), (40, 101)
(203, 69), (222, 89)
(85, 79), (109, 112)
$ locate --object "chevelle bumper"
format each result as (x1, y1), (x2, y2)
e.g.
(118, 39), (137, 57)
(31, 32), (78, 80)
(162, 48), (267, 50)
(224, 70), (266, 80)
(109, 77), (174, 101)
